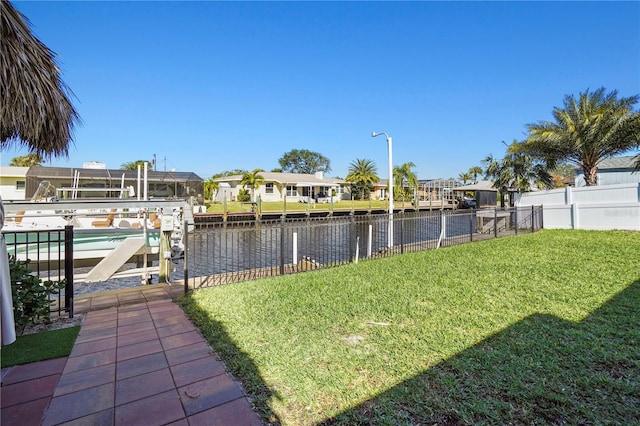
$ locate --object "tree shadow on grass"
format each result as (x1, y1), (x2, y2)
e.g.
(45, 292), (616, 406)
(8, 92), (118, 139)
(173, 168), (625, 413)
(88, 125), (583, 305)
(176, 294), (283, 425)
(320, 281), (640, 425)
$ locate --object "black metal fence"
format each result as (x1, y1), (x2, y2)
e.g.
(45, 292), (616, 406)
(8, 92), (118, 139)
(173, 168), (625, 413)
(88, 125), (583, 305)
(3, 226), (74, 318)
(185, 206), (542, 289)
(0, 206), (542, 312)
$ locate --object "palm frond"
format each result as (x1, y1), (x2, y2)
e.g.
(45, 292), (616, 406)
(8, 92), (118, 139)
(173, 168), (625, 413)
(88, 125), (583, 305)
(0, 0), (80, 158)
(522, 87), (640, 185)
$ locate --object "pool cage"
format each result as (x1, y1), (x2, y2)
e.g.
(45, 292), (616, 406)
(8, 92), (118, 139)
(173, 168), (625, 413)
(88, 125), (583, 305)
(24, 166), (204, 201)
(417, 178), (462, 203)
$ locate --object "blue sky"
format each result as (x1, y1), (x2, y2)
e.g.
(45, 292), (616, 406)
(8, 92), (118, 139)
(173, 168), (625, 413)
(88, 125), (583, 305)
(3, 1), (639, 181)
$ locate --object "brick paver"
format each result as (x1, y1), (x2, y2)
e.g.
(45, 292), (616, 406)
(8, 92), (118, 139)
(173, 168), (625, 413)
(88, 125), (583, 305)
(1, 293), (261, 426)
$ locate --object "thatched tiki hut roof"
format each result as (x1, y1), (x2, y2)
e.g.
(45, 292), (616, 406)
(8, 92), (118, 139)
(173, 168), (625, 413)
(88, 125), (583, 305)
(0, 0), (80, 158)
(1, 0), (80, 346)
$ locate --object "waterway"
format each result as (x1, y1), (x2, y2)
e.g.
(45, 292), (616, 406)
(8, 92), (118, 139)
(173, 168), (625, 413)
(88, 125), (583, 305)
(185, 211), (479, 280)
(73, 209), (491, 295)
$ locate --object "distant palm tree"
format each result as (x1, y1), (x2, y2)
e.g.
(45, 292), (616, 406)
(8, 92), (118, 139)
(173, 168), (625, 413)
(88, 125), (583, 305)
(483, 141), (553, 207)
(458, 172), (472, 185)
(482, 153), (510, 208)
(240, 169), (265, 202)
(521, 88), (640, 186)
(393, 162), (418, 201)
(468, 166), (483, 183)
(204, 178), (220, 202)
(10, 153), (43, 167)
(346, 159), (378, 200)
(1, 0), (80, 158)
(121, 160), (152, 170)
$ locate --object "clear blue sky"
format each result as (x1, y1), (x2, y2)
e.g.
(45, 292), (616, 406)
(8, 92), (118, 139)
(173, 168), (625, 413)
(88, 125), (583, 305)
(3, 1), (639, 181)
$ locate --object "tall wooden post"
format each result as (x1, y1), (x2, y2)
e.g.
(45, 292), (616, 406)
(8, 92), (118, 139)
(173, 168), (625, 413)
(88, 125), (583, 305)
(159, 212), (174, 283)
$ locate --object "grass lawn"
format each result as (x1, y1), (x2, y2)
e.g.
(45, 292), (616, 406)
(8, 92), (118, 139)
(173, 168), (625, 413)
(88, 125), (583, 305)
(178, 229), (640, 425)
(1, 326), (80, 368)
(205, 199), (394, 214)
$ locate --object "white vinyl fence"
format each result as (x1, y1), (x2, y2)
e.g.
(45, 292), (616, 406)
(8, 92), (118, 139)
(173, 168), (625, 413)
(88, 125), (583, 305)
(515, 183), (640, 231)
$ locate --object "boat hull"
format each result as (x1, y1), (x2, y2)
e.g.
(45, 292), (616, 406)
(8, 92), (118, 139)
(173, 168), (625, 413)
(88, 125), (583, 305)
(3, 228), (161, 263)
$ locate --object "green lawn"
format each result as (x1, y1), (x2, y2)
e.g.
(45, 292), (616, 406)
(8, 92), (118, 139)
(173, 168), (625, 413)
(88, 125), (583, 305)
(178, 229), (640, 425)
(205, 199), (397, 214)
(1, 326), (80, 368)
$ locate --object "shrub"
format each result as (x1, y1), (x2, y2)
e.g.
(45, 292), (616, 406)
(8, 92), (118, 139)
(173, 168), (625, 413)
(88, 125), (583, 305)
(237, 189), (251, 202)
(8, 255), (65, 329)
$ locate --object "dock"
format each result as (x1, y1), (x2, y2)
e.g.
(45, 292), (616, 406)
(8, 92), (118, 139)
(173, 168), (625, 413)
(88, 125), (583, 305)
(194, 201), (458, 223)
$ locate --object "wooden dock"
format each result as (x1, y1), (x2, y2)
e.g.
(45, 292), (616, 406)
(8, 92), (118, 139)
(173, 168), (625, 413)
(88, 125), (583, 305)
(194, 202), (458, 223)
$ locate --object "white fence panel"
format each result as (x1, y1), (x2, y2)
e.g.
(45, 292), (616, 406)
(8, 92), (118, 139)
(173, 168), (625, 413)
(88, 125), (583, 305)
(542, 205), (573, 229)
(516, 183), (640, 231)
(516, 188), (567, 206)
(577, 203), (640, 230)
(570, 184), (640, 204)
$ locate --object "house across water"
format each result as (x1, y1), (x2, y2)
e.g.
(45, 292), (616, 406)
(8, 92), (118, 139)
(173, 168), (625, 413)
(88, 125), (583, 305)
(213, 171), (349, 203)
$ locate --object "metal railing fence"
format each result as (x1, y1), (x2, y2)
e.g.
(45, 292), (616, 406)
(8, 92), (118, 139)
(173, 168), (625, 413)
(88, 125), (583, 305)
(2, 226), (74, 318)
(185, 206), (542, 289)
(0, 206), (543, 311)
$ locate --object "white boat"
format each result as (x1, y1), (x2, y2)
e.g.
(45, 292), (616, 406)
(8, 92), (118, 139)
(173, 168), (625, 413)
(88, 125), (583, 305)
(2, 181), (192, 282)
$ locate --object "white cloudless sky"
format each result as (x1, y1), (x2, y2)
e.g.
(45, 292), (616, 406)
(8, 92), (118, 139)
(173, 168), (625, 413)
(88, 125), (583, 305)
(3, 1), (639, 180)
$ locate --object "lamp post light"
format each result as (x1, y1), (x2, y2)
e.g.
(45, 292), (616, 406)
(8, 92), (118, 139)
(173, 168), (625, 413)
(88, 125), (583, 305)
(372, 131), (393, 248)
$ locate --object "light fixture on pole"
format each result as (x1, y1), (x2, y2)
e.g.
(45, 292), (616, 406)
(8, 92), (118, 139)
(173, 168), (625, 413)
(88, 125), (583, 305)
(371, 131), (393, 248)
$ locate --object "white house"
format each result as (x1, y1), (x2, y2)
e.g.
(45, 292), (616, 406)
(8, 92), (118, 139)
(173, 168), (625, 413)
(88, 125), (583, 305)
(369, 181), (389, 201)
(213, 171), (348, 203)
(0, 166), (29, 201)
(575, 156), (639, 187)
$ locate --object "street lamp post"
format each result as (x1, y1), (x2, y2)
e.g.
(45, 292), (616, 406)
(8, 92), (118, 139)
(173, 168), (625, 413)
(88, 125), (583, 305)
(372, 131), (393, 248)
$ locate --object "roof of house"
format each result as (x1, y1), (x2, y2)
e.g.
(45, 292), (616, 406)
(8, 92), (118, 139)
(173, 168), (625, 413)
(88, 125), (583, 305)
(574, 155), (637, 173)
(214, 172), (344, 186)
(453, 180), (497, 192)
(595, 156), (637, 170)
(0, 166), (29, 177)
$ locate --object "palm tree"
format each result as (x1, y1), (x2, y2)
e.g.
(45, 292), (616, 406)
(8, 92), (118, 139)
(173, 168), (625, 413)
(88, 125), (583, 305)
(204, 177), (220, 202)
(458, 172), (472, 185)
(483, 141), (553, 207)
(9, 153), (43, 166)
(482, 153), (505, 191)
(521, 88), (640, 186)
(393, 162), (418, 202)
(1, 0), (80, 158)
(121, 160), (152, 171)
(346, 159), (378, 200)
(240, 169), (265, 202)
(506, 146), (552, 193)
(468, 166), (483, 183)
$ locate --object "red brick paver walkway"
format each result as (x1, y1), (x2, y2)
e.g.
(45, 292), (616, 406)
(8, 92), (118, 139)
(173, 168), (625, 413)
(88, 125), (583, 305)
(1, 298), (262, 425)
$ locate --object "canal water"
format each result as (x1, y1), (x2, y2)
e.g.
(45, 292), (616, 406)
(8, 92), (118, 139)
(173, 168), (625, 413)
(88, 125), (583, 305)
(185, 211), (478, 280)
(73, 210), (481, 295)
